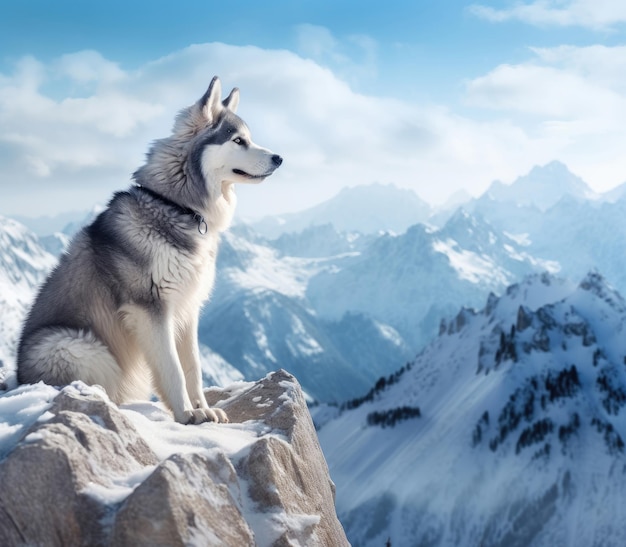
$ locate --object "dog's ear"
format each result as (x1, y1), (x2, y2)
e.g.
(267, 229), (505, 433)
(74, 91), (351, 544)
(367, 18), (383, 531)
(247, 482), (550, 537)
(200, 76), (224, 123)
(223, 87), (240, 113)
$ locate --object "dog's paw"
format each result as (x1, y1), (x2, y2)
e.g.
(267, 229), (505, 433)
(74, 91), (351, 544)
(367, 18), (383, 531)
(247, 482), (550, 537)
(179, 407), (229, 425)
(211, 407), (229, 423)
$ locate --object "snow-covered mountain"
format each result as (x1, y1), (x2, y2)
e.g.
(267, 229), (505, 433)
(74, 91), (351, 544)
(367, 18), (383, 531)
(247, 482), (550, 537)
(201, 228), (411, 402)
(0, 216), (56, 375)
(316, 272), (626, 546)
(427, 161), (626, 298)
(250, 182), (431, 238)
(12, 210), (88, 237)
(600, 181), (626, 203)
(307, 209), (557, 348)
(3, 160), (626, 545)
(484, 160), (598, 211)
(271, 223), (373, 258)
(454, 175), (626, 301)
(432, 161), (601, 228)
(522, 196), (626, 293)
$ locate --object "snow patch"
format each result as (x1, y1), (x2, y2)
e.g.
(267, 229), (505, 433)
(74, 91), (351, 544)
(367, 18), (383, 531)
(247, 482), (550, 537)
(433, 238), (509, 285)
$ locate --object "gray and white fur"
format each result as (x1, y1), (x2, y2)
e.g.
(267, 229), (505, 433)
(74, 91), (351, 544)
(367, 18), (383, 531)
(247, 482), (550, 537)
(17, 76), (282, 424)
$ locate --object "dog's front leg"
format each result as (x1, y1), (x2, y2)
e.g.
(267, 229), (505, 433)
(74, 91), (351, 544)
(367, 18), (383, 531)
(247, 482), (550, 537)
(176, 316), (228, 423)
(130, 308), (220, 424)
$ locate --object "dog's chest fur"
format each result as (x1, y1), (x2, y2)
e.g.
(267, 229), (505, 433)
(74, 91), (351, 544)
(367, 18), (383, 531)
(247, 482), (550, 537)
(101, 191), (221, 319)
(149, 230), (218, 309)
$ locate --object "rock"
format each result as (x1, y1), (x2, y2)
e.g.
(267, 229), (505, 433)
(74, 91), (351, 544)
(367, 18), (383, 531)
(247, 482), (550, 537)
(0, 385), (159, 546)
(209, 370), (346, 546)
(0, 371), (348, 546)
(112, 451), (255, 546)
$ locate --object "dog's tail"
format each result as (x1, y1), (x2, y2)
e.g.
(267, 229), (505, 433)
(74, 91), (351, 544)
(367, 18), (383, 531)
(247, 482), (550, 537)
(17, 327), (122, 395)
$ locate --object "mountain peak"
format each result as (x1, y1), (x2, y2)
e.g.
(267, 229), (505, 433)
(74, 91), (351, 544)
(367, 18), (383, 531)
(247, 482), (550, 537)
(530, 159), (570, 174)
(251, 183), (431, 238)
(578, 270), (626, 314)
(484, 161), (596, 211)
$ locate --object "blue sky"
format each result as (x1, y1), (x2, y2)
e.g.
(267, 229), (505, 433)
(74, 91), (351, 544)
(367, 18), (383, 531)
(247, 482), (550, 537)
(2, 0), (626, 221)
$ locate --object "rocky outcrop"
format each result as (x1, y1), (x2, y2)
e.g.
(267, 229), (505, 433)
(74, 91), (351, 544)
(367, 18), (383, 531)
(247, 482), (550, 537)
(0, 370), (348, 546)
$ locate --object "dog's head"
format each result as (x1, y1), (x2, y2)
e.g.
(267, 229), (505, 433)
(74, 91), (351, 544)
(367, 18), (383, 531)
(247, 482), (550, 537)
(134, 77), (281, 230)
(179, 77), (282, 189)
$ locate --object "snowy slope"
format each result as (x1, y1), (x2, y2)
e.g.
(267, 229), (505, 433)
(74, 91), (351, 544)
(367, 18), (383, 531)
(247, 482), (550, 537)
(0, 216), (56, 374)
(270, 223), (373, 258)
(317, 272), (626, 547)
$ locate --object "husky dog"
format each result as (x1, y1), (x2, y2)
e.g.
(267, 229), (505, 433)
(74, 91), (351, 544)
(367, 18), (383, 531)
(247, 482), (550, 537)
(17, 77), (282, 424)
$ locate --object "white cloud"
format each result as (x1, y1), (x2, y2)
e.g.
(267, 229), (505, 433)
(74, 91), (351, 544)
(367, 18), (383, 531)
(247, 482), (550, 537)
(469, 0), (626, 30)
(1, 36), (626, 221)
(0, 41), (522, 217)
(465, 63), (626, 121)
(531, 45), (626, 91)
(55, 50), (126, 85)
(0, 55), (164, 181)
(464, 44), (626, 189)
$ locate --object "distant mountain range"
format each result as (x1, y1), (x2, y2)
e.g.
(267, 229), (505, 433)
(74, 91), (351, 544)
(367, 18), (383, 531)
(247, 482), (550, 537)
(316, 271), (626, 546)
(250, 182), (432, 238)
(3, 160), (626, 404)
(306, 209), (558, 347)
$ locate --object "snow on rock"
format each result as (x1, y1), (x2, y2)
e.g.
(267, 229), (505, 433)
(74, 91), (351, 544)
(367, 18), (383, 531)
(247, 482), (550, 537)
(0, 370), (348, 546)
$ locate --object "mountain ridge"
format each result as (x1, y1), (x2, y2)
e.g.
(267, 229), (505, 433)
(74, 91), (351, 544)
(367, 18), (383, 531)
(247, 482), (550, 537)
(316, 271), (626, 546)
(250, 182), (431, 238)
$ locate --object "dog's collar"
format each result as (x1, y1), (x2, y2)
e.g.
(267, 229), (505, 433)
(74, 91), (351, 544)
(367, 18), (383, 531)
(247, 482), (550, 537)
(134, 185), (208, 235)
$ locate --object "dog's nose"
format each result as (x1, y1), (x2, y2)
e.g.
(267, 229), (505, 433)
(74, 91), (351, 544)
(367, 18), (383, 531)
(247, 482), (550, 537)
(272, 155), (283, 167)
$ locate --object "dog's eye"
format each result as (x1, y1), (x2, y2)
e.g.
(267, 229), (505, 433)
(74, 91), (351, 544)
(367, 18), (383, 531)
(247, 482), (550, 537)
(233, 137), (244, 145)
